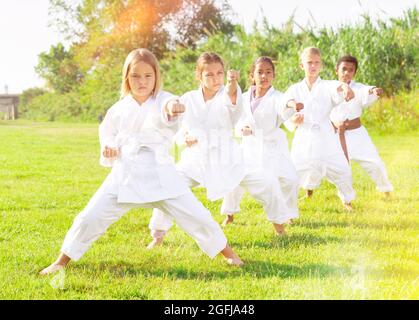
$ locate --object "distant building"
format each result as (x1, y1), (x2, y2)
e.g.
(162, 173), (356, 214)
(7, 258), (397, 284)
(0, 94), (19, 120)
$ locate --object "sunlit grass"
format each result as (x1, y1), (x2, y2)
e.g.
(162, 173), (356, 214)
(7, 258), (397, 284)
(0, 120), (418, 299)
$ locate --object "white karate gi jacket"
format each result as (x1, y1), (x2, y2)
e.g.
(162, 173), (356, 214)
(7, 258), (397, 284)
(238, 87), (292, 176)
(173, 86), (245, 200)
(330, 81), (393, 192)
(330, 81), (377, 123)
(282, 77), (346, 160)
(98, 92), (189, 204)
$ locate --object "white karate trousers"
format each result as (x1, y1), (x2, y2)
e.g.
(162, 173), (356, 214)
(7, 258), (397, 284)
(60, 182), (227, 261)
(345, 127), (393, 192)
(221, 168), (298, 224)
(292, 151), (356, 204)
(221, 155), (299, 224)
(148, 172), (211, 235)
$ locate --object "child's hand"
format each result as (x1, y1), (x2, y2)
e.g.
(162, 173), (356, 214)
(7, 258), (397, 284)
(227, 70), (240, 84)
(185, 134), (198, 147)
(337, 83), (355, 101)
(226, 70), (240, 104)
(226, 70), (240, 90)
(287, 99), (304, 112)
(165, 100), (185, 117)
(103, 146), (119, 159)
(295, 102), (304, 112)
(369, 87), (383, 96)
(291, 113), (304, 126)
(241, 126), (252, 136)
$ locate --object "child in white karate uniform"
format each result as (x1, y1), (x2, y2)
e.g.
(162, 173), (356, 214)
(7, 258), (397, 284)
(148, 52), (288, 247)
(220, 56), (300, 234)
(39, 49), (243, 275)
(147, 52), (244, 247)
(330, 55), (393, 195)
(283, 47), (356, 210)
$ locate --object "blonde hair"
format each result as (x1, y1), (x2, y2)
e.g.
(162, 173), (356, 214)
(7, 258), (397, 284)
(120, 48), (161, 98)
(300, 47), (322, 63)
(195, 52), (225, 80)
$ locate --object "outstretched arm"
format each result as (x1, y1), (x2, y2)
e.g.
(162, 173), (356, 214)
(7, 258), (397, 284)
(226, 70), (240, 105)
(369, 87), (383, 96)
(357, 84), (382, 108)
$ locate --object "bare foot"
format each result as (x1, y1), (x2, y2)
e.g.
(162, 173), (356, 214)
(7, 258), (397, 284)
(146, 237), (164, 249)
(344, 202), (353, 211)
(274, 223), (286, 236)
(39, 263), (65, 276)
(39, 253), (71, 275)
(221, 214), (234, 227)
(225, 257), (244, 266)
(220, 245), (244, 266)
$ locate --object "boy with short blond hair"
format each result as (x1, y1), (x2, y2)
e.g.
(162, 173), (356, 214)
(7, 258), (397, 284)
(282, 47), (356, 210)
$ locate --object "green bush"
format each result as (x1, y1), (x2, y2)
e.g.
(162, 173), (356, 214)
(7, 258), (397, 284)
(363, 91), (419, 133)
(24, 91), (82, 122)
(162, 9), (418, 94)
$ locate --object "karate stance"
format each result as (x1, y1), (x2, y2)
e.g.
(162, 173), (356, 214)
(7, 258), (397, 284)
(283, 47), (356, 210)
(148, 52), (288, 248)
(220, 56), (300, 233)
(330, 55), (393, 195)
(147, 52), (244, 248)
(40, 48), (243, 275)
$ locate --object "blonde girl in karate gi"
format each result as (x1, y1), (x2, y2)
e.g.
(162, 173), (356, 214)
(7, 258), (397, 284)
(283, 47), (356, 210)
(330, 55), (393, 196)
(220, 56), (300, 235)
(147, 52), (247, 248)
(39, 48), (243, 275)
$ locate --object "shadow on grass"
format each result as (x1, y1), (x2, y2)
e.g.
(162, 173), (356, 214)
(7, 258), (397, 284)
(296, 221), (350, 229)
(303, 220), (417, 231)
(68, 260), (350, 281)
(229, 233), (342, 249)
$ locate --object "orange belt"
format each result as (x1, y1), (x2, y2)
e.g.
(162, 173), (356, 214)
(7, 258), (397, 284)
(332, 118), (361, 162)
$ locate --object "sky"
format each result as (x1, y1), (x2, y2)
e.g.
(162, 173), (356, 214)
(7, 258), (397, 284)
(0, 0), (417, 94)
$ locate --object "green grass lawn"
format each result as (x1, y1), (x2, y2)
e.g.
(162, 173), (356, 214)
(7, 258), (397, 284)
(0, 120), (418, 299)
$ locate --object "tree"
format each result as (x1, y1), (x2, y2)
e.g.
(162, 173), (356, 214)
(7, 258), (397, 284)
(47, 0), (235, 71)
(18, 87), (48, 115)
(35, 43), (83, 93)
(172, 0), (235, 48)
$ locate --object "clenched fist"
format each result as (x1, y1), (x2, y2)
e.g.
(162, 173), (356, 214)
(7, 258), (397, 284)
(241, 126), (252, 136)
(337, 83), (355, 102)
(103, 146), (119, 159)
(226, 70), (240, 104)
(291, 113), (304, 126)
(369, 87), (383, 96)
(165, 100), (185, 117)
(287, 100), (304, 112)
(185, 133), (198, 147)
(227, 70), (240, 85)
